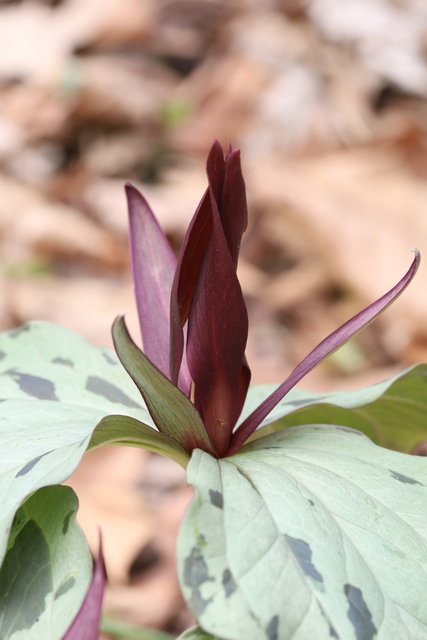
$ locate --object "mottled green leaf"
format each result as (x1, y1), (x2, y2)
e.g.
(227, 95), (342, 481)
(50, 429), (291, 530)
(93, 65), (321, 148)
(239, 364), (427, 453)
(178, 426), (427, 640)
(0, 485), (92, 640)
(0, 322), (150, 419)
(0, 322), (179, 566)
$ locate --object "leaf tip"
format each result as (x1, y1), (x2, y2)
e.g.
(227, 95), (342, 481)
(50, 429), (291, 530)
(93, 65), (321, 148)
(124, 182), (139, 199)
(411, 247), (421, 263)
(111, 314), (127, 344)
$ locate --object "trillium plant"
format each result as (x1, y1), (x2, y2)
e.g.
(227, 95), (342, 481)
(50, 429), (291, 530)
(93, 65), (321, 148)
(1, 141), (427, 640)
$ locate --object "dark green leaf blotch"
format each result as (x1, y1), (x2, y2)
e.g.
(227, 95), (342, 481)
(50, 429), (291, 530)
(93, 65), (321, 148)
(15, 450), (53, 477)
(9, 325), (30, 338)
(86, 375), (141, 409)
(266, 615), (279, 640)
(285, 535), (323, 583)
(222, 569), (236, 598)
(344, 584), (377, 640)
(52, 357), (74, 368)
(184, 547), (214, 616)
(0, 520), (51, 636)
(54, 576), (76, 600)
(389, 469), (423, 486)
(62, 509), (76, 535)
(5, 370), (59, 401)
(209, 490), (223, 509)
(102, 352), (118, 365)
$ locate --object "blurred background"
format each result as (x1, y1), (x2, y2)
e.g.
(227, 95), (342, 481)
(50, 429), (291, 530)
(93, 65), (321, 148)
(2, 0), (427, 636)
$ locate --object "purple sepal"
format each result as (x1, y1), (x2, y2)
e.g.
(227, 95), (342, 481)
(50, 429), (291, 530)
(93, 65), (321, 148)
(228, 250), (421, 455)
(62, 538), (106, 640)
(126, 183), (177, 381)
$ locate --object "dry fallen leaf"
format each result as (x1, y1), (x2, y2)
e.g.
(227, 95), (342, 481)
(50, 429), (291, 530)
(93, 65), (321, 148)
(248, 147), (427, 361)
(4, 277), (139, 347)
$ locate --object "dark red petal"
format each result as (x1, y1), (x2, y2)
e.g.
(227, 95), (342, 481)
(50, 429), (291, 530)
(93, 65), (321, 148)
(205, 139), (226, 205)
(169, 188), (212, 389)
(228, 250), (421, 455)
(169, 141), (224, 389)
(169, 141), (247, 390)
(62, 537), (106, 640)
(187, 182), (249, 457)
(218, 148), (248, 269)
(126, 183), (176, 380)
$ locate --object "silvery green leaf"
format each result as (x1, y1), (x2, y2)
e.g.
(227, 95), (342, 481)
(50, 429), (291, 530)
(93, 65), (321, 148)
(0, 322), (149, 419)
(239, 364), (427, 453)
(178, 426), (427, 640)
(0, 322), (184, 567)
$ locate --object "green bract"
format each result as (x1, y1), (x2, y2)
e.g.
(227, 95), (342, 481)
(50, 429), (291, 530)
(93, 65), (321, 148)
(177, 628), (222, 640)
